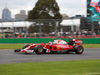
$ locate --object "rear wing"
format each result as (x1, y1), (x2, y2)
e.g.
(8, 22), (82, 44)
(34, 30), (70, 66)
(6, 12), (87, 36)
(69, 39), (83, 46)
(73, 39), (83, 45)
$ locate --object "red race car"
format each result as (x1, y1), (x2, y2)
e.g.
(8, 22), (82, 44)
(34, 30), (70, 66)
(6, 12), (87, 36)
(14, 39), (84, 54)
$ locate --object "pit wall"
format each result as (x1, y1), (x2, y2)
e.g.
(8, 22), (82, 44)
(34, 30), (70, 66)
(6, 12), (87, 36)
(0, 38), (100, 44)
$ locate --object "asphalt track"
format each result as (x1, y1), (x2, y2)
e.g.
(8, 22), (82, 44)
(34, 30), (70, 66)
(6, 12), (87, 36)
(0, 48), (100, 64)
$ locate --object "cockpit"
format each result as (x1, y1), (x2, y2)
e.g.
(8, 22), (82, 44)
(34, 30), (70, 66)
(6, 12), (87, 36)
(53, 40), (68, 45)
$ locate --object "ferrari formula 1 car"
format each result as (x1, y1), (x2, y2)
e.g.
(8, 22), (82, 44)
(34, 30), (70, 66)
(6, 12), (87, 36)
(14, 39), (84, 54)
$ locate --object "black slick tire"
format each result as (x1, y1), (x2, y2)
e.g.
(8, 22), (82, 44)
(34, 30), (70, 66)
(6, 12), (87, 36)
(74, 45), (84, 54)
(34, 45), (44, 54)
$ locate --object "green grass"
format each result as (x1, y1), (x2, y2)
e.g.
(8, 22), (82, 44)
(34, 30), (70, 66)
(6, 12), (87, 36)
(0, 44), (100, 49)
(0, 44), (24, 49)
(83, 44), (100, 48)
(0, 59), (100, 75)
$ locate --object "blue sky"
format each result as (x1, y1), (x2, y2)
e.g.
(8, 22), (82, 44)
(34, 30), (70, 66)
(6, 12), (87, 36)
(0, 0), (86, 18)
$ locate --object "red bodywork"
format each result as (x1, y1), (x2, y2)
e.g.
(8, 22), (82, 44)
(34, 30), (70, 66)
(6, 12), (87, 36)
(43, 44), (73, 51)
(20, 39), (83, 53)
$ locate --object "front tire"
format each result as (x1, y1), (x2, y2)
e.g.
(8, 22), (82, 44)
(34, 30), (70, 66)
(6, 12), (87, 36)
(34, 45), (44, 54)
(74, 45), (84, 54)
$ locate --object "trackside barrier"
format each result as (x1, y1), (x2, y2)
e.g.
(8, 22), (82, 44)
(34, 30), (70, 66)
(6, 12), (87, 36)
(0, 38), (100, 44)
(0, 38), (53, 43)
(63, 38), (100, 44)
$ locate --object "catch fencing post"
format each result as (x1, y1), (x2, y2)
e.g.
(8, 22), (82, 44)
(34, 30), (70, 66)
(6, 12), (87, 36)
(55, 21), (59, 37)
(1, 22), (4, 38)
(72, 19), (74, 38)
(39, 21), (42, 38)
(91, 22), (94, 38)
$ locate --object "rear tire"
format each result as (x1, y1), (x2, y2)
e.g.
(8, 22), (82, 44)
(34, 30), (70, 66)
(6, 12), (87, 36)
(34, 45), (44, 54)
(74, 45), (84, 54)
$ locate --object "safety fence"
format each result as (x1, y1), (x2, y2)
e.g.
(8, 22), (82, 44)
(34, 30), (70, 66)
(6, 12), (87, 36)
(0, 38), (100, 44)
(0, 35), (100, 38)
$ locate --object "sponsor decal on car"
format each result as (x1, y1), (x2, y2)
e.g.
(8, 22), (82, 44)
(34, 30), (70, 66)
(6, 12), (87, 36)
(57, 46), (60, 50)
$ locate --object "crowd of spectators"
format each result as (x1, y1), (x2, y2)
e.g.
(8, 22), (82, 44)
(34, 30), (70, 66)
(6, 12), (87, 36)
(0, 30), (100, 38)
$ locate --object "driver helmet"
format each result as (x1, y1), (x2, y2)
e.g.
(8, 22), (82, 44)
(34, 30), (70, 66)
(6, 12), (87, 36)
(48, 42), (52, 44)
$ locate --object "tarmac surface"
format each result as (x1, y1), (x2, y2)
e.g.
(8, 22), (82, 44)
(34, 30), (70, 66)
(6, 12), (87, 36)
(0, 48), (100, 64)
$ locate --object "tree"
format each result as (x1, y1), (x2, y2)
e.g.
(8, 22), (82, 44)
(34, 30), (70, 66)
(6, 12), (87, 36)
(28, 0), (62, 33)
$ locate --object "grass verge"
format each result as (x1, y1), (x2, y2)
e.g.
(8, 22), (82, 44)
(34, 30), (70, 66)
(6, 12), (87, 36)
(0, 59), (100, 75)
(0, 44), (24, 49)
(0, 44), (100, 49)
(83, 44), (100, 48)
